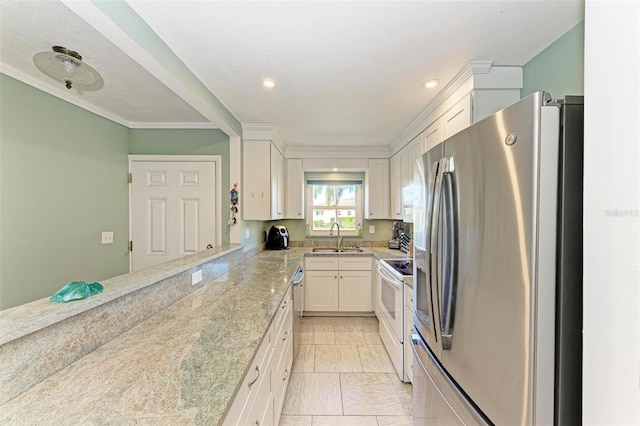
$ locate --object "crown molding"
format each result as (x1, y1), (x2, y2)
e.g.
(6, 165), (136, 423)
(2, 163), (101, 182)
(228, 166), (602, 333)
(1, 62), (130, 127)
(128, 122), (218, 129)
(285, 145), (390, 159)
(389, 61), (489, 153)
(242, 124), (286, 154)
(389, 60), (524, 154)
(1, 63), (221, 131)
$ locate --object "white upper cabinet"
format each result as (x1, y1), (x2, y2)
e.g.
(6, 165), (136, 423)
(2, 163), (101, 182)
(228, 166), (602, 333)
(442, 94), (472, 140)
(271, 146), (285, 219)
(243, 140), (285, 220)
(409, 137), (424, 182)
(422, 118), (442, 153)
(390, 152), (404, 219)
(365, 159), (390, 219)
(284, 159), (304, 219)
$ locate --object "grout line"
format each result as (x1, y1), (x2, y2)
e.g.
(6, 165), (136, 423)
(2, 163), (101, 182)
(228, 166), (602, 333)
(338, 370), (345, 416)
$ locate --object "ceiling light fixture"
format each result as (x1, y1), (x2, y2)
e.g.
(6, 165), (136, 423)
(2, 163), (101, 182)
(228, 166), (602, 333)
(261, 78), (277, 89)
(33, 46), (103, 90)
(423, 79), (439, 89)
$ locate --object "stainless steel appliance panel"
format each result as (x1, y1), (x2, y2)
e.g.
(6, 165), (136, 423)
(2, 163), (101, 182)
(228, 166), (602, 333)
(411, 331), (488, 426)
(413, 92), (583, 426)
(436, 94), (539, 424)
(413, 145), (443, 354)
(438, 93), (556, 425)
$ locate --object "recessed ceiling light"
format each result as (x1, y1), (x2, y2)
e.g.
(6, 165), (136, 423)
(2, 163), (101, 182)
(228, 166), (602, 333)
(261, 78), (277, 89)
(423, 79), (439, 89)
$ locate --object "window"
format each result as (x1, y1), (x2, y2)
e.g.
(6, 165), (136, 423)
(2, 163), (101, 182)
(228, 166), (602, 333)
(306, 173), (363, 236)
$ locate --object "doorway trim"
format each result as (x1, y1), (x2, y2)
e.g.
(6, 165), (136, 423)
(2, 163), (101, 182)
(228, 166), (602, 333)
(128, 154), (222, 271)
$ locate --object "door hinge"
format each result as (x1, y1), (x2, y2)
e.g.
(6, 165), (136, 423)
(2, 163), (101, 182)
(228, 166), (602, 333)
(128, 172), (132, 183)
(129, 240), (133, 252)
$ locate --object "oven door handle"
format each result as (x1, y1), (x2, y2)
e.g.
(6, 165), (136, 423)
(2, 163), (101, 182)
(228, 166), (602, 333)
(378, 264), (403, 289)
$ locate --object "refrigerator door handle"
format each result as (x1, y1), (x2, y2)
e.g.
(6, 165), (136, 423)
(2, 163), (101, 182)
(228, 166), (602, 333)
(429, 159), (445, 260)
(440, 163), (456, 350)
(429, 158), (447, 348)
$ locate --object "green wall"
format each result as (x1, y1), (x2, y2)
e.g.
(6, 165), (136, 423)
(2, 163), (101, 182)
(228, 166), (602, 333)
(0, 75), (233, 310)
(521, 21), (584, 98)
(0, 74), (130, 310)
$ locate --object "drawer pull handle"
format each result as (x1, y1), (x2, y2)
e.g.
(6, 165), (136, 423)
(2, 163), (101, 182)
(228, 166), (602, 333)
(248, 365), (260, 387)
(282, 331), (289, 341)
(283, 368), (289, 381)
(282, 300), (288, 309)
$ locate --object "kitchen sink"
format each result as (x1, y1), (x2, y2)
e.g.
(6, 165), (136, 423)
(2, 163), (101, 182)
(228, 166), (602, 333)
(311, 247), (364, 253)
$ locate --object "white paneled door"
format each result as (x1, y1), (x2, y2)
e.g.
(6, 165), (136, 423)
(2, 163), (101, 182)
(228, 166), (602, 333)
(130, 160), (216, 271)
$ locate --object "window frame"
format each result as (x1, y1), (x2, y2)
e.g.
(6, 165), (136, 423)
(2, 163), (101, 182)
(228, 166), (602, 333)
(305, 181), (363, 237)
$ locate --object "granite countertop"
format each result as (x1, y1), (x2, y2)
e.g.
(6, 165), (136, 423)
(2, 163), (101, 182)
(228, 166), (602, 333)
(0, 246), (408, 425)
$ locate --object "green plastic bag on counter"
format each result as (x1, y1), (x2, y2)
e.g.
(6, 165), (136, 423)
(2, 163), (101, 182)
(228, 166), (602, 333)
(50, 281), (104, 303)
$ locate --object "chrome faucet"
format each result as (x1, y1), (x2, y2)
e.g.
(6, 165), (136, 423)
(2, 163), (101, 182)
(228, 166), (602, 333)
(329, 222), (342, 250)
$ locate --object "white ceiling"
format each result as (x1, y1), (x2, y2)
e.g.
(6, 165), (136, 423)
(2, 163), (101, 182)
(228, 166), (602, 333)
(0, 0), (584, 149)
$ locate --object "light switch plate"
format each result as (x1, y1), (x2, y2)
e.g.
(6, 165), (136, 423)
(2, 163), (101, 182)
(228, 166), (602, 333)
(101, 231), (114, 244)
(368, 225), (375, 234)
(245, 228), (250, 239)
(191, 270), (203, 285)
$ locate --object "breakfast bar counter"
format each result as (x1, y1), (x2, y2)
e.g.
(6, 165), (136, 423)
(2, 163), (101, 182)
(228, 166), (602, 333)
(0, 247), (304, 425)
(0, 245), (407, 425)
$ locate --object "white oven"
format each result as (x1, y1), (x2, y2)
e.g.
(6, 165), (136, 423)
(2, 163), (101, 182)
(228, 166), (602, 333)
(377, 259), (411, 380)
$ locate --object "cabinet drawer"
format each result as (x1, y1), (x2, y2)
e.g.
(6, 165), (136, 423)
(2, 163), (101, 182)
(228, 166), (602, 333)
(274, 305), (292, 360)
(273, 321), (293, 425)
(305, 257), (339, 270)
(404, 283), (414, 309)
(274, 287), (292, 332)
(339, 257), (372, 271)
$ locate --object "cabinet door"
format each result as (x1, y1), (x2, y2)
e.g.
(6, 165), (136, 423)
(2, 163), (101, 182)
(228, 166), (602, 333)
(404, 303), (414, 383)
(442, 94), (471, 140)
(403, 282), (414, 382)
(423, 118), (442, 153)
(339, 270), (372, 312)
(409, 138), (424, 181)
(243, 140), (271, 220)
(270, 144), (284, 220)
(305, 271), (339, 311)
(366, 159), (390, 219)
(390, 154), (403, 219)
(284, 159), (304, 219)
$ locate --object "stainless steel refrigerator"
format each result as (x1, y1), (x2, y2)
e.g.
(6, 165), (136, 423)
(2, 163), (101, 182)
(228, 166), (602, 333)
(411, 92), (583, 425)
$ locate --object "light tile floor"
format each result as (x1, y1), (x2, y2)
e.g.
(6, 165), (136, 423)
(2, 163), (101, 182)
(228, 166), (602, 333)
(280, 316), (413, 426)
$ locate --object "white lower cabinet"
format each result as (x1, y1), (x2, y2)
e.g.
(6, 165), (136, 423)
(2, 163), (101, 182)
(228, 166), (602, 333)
(223, 288), (292, 426)
(305, 256), (372, 312)
(403, 282), (414, 383)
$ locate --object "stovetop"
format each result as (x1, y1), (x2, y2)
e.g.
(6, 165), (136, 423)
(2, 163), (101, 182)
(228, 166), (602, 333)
(381, 258), (413, 277)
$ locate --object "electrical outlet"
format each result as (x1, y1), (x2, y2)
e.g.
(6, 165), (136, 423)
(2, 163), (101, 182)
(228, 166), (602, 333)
(368, 225), (375, 234)
(245, 228), (251, 239)
(191, 269), (203, 285)
(101, 231), (114, 244)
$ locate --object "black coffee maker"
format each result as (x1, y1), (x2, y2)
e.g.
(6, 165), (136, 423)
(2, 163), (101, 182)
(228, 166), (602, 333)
(267, 225), (289, 250)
